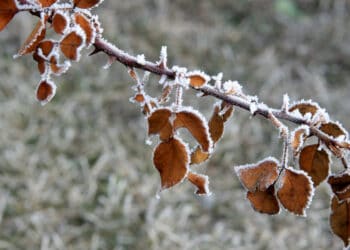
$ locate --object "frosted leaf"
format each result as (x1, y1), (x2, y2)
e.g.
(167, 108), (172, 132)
(186, 70), (210, 88)
(223, 80), (242, 95)
(136, 54), (146, 65)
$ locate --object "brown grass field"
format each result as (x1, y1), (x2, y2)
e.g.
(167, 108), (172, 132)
(0, 1), (350, 249)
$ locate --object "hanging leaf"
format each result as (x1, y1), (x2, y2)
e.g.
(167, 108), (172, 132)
(73, 0), (103, 9)
(320, 121), (348, 139)
(0, 0), (19, 31)
(33, 40), (55, 75)
(38, 0), (58, 7)
(208, 105), (224, 144)
(59, 30), (85, 61)
(235, 157), (279, 192)
(74, 13), (95, 46)
(188, 171), (210, 195)
(190, 146), (209, 165)
(247, 186), (280, 215)
(153, 137), (189, 190)
(328, 172), (350, 201)
(147, 108), (173, 141)
(16, 17), (47, 57)
(174, 109), (212, 152)
(52, 11), (69, 35)
(142, 100), (157, 115)
(290, 126), (309, 156)
(299, 144), (330, 187)
(49, 56), (69, 76)
(221, 102), (234, 122)
(186, 72), (209, 88)
(277, 167), (314, 216)
(330, 196), (350, 248)
(36, 79), (56, 105)
(289, 102), (319, 117)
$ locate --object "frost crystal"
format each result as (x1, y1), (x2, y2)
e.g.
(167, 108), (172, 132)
(223, 80), (242, 95)
(136, 54), (146, 65)
(213, 72), (223, 89)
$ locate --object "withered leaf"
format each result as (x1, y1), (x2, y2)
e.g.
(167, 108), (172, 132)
(328, 172), (350, 201)
(174, 109), (212, 152)
(290, 126), (309, 156)
(190, 146), (209, 165)
(153, 137), (189, 190)
(36, 79), (56, 105)
(289, 102), (319, 117)
(0, 0), (19, 31)
(320, 122), (348, 139)
(330, 196), (350, 248)
(277, 167), (314, 216)
(74, 13), (95, 45)
(221, 102), (234, 122)
(247, 186), (280, 215)
(235, 157), (279, 192)
(188, 171), (210, 195)
(38, 0), (57, 7)
(187, 73), (208, 88)
(208, 105), (224, 144)
(52, 11), (68, 35)
(299, 144), (330, 187)
(74, 0), (102, 9)
(60, 30), (84, 61)
(148, 108), (173, 141)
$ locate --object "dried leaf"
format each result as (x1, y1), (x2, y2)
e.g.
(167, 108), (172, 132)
(174, 109), (212, 152)
(188, 171), (210, 195)
(74, 13), (95, 45)
(235, 157), (279, 192)
(148, 108), (173, 141)
(330, 196), (350, 248)
(299, 144), (330, 187)
(0, 0), (18, 31)
(74, 0), (103, 9)
(320, 122), (348, 139)
(277, 167), (314, 216)
(187, 73), (208, 88)
(16, 18), (46, 57)
(142, 101), (157, 116)
(328, 172), (350, 201)
(247, 186), (280, 215)
(190, 146), (209, 165)
(38, 0), (57, 7)
(221, 102), (234, 122)
(133, 93), (145, 103)
(289, 102), (319, 117)
(36, 79), (56, 105)
(153, 137), (189, 190)
(208, 105), (224, 144)
(52, 11), (68, 35)
(60, 30), (85, 61)
(33, 40), (55, 75)
(290, 126), (309, 156)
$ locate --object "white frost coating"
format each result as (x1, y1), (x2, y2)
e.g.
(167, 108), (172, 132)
(249, 101), (258, 115)
(136, 54), (146, 65)
(36, 78), (57, 106)
(59, 26), (87, 62)
(282, 94), (290, 112)
(290, 125), (310, 153)
(223, 80), (242, 95)
(159, 74), (167, 85)
(173, 105), (213, 154)
(234, 157), (280, 191)
(281, 167), (315, 217)
(212, 72), (223, 89)
(157, 46), (168, 67)
(142, 71), (151, 84)
(74, 0), (105, 10)
(186, 70), (211, 84)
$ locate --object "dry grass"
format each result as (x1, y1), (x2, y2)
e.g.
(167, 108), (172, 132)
(0, 1), (349, 249)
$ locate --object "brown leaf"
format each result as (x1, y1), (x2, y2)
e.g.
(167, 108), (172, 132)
(221, 102), (234, 122)
(33, 40), (55, 75)
(247, 186), (280, 215)
(289, 102), (319, 117)
(320, 122), (348, 139)
(60, 30), (85, 61)
(330, 196), (350, 248)
(133, 93), (145, 103)
(142, 101), (157, 115)
(187, 73), (208, 88)
(36, 79), (56, 105)
(235, 157), (279, 192)
(188, 171), (210, 195)
(174, 109), (212, 152)
(299, 144), (330, 187)
(0, 0), (18, 31)
(208, 105), (224, 144)
(277, 167), (314, 216)
(74, 13), (95, 45)
(328, 172), (350, 201)
(153, 137), (189, 190)
(74, 0), (102, 9)
(147, 108), (173, 141)
(16, 17), (46, 57)
(290, 126), (309, 156)
(190, 146), (209, 165)
(52, 11), (68, 35)
(38, 0), (57, 7)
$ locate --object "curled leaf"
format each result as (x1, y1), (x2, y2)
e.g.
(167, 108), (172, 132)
(153, 137), (189, 190)
(190, 146), (209, 165)
(299, 144), (330, 187)
(148, 108), (173, 141)
(187, 71), (209, 88)
(74, 0), (103, 9)
(188, 171), (210, 195)
(277, 167), (314, 216)
(290, 125), (309, 156)
(174, 109), (212, 152)
(208, 105), (224, 144)
(74, 12), (96, 45)
(328, 172), (350, 201)
(247, 186), (280, 215)
(330, 196), (350, 248)
(320, 121), (348, 140)
(289, 101), (319, 117)
(235, 157), (279, 192)
(0, 0), (18, 31)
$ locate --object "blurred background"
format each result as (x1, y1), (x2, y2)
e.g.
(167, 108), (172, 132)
(0, 0), (350, 249)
